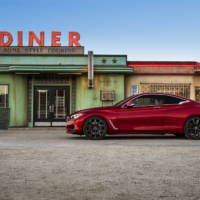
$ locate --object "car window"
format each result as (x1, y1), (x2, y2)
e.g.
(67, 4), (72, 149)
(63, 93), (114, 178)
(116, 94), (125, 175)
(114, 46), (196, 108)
(131, 95), (185, 106)
(131, 95), (157, 106)
(114, 95), (135, 106)
(156, 95), (185, 105)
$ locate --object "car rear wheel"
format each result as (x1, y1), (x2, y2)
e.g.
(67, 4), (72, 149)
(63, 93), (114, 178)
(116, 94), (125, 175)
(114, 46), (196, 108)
(184, 116), (200, 140)
(83, 116), (107, 140)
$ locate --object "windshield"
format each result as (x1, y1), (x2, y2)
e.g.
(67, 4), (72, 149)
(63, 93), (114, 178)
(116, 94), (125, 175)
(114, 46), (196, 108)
(114, 95), (135, 106)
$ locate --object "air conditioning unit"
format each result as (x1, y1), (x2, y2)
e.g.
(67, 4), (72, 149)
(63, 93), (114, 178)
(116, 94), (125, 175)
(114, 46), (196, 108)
(100, 90), (115, 101)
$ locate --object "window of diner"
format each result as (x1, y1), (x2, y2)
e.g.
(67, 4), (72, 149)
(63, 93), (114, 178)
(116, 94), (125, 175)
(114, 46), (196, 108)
(131, 85), (139, 96)
(195, 87), (200, 102)
(0, 85), (8, 108)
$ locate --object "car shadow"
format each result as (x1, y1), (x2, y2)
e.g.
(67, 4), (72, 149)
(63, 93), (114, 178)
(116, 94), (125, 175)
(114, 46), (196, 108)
(105, 135), (186, 140)
(66, 134), (186, 140)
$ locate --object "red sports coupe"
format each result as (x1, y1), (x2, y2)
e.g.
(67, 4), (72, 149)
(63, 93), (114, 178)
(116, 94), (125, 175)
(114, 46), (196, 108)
(66, 93), (200, 140)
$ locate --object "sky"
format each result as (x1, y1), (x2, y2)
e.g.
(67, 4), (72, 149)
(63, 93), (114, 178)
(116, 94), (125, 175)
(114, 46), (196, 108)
(0, 0), (200, 61)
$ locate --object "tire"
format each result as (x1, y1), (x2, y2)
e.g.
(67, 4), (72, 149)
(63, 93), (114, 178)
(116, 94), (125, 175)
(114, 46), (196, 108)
(83, 116), (107, 140)
(184, 116), (200, 140)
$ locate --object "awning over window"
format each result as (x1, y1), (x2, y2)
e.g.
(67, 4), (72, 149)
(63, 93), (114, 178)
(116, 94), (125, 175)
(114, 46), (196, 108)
(0, 65), (133, 73)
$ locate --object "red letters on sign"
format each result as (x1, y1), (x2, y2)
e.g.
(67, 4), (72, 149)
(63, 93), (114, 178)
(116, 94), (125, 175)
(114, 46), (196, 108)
(0, 31), (81, 46)
(0, 32), (13, 46)
(51, 32), (61, 47)
(68, 32), (81, 47)
(17, 31), (23, 46)
(29, 32), (45, 46)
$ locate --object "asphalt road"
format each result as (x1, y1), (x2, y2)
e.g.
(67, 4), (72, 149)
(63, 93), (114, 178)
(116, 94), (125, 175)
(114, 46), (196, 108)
(0, 128), (200, 200)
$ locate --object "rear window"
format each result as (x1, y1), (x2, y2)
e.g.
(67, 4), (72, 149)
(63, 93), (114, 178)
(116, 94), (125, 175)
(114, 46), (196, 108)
(156, 95), (185, 105)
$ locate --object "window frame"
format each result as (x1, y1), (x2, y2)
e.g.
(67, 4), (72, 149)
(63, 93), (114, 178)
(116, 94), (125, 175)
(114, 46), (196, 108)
(0, 84), (9, 108)
(128, 94), (188, 108)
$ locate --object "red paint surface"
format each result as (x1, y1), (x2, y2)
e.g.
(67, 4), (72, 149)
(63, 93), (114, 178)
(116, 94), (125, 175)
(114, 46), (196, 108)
(0, 32), (13, 46)
(66, 93), (200, 135)
(17, 31), (23, 46)
(68, 32), (81, 47)
(128, 61), (198, 68)
(28, 32), (44, 46)
(51, 32), (61, 47)
(127, 61), (199, 75)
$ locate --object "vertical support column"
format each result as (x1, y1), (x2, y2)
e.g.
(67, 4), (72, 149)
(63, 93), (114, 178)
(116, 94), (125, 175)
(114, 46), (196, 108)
(191, 84), (195, 100)
(71, 76), (76, 113)
(88, 51), (94, 88)
(28, 76), (34, 127)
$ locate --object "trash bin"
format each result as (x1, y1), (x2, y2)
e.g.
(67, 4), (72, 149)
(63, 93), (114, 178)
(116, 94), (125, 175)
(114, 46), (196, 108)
(0, 108), (10, 130)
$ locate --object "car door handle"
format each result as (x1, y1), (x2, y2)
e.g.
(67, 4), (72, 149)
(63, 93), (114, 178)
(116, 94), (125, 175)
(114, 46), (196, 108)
(154, 106), (161, 109)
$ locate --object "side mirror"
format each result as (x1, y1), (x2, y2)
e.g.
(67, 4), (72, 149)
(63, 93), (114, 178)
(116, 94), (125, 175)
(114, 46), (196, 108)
(124, 103), (135, 108)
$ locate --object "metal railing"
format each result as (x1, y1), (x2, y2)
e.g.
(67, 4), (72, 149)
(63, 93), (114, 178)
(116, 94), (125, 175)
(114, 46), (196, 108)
(140, 83), (191, 98)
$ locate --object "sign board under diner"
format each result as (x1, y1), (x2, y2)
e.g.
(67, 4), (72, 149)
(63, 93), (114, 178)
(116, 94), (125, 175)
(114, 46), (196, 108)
(0, 46), (84, 55)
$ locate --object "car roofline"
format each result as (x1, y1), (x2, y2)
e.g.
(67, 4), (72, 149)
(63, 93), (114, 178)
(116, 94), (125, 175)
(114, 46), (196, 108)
(117, 92), (195, 107)
(133, 93), (192, 101)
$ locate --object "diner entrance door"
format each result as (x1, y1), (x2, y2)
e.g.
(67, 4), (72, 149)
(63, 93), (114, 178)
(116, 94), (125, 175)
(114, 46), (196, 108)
(34, 86), (70, 127)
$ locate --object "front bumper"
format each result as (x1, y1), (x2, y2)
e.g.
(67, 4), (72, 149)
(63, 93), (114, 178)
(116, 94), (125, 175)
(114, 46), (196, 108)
(66, 118), (83, 135)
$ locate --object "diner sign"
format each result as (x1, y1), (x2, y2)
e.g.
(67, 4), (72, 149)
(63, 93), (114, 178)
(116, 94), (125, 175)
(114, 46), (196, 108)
(0, 31), (81, 47)
(0, 31), (84, 55)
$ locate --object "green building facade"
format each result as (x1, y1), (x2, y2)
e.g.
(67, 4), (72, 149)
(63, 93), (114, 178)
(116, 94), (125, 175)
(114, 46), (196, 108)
(0, 47), (133, 127)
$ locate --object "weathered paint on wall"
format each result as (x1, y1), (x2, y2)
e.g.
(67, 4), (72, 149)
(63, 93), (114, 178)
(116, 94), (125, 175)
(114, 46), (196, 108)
(0, 56), (88, 65)
(0, 55), (131, 73)
(76, 74), (125, 111)
(127, 61), (196, 75)
(0, 73), (27, 126)
(0, 55), (127, 66)
(94, 56), (127, 66)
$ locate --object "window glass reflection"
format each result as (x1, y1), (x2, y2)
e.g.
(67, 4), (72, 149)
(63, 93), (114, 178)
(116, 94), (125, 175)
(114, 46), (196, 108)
(0, 85), (8, 108)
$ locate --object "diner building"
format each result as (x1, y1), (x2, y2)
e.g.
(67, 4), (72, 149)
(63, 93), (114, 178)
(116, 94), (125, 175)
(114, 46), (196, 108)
(0, 46), (133, 127)
(1, 46), (200, 128)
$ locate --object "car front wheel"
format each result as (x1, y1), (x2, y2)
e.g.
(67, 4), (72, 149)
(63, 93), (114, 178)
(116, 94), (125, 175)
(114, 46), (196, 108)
(184, 116), (200, 140)
(83, 116), (107, 140)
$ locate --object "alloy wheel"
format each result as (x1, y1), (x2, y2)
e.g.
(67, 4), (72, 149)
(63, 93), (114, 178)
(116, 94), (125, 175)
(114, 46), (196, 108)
(83, 116), (107, 140)
(185, 116), (200, 140)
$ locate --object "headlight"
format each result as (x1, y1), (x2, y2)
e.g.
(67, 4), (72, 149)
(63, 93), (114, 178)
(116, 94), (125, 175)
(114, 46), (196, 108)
(71, 113), (84, 120)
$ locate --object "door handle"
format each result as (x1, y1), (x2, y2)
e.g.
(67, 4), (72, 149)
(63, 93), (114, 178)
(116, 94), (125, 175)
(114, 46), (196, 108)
(154, 106), (161, 109)
(51, 104), (54, 112)
(49, 105), (52, 112)
(49, 104), (55, 112)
